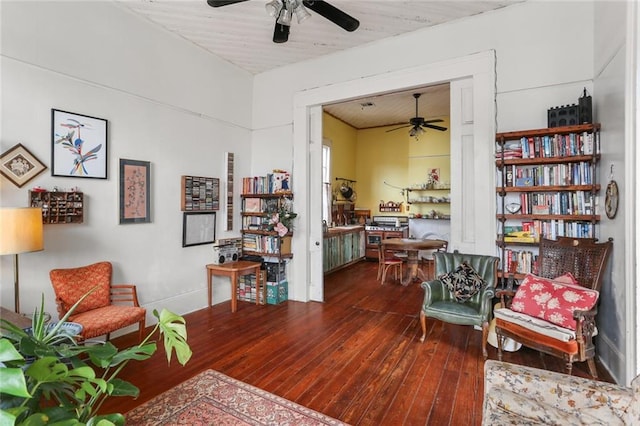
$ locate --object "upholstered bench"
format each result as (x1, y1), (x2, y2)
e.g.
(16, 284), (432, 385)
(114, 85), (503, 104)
(482, 360), (640, 425)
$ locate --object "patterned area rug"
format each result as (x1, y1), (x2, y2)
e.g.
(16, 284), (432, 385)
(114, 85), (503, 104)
(126, 369), (348, 425)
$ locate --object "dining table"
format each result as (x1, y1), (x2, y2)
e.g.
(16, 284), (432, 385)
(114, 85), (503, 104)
(381, 238), (448, 286)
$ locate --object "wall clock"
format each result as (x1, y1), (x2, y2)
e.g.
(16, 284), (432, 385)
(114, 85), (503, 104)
(605, 180), (619, 219)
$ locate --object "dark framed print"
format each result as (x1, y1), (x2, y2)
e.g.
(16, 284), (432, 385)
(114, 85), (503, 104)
(183, 212), (216, 247)
(0, 143), (47, 187)
(52, 109), (108, 179)
(119, 159), (151, 224)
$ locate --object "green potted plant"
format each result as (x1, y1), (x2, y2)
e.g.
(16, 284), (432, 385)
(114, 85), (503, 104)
(0, 293), (192, 426)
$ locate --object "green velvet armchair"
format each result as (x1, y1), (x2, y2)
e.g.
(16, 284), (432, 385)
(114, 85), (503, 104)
(419, 251), (499, 358)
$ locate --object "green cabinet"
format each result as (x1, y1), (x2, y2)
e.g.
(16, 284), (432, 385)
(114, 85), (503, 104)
(323, 226), (365, 274)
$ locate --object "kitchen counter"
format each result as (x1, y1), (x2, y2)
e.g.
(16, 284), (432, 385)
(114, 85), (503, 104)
(324, 225), (365, 236)
(323, 225), (365, 274)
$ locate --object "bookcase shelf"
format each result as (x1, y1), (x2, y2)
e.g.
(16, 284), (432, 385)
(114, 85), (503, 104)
(240, 192), (294, 259)
(495, 123), (601, 276)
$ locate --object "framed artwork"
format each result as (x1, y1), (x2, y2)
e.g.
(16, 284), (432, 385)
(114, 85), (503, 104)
(183, 212), (216, 247)
(119, 159), (151, 224)
(0, 143), (47, 187)
(225, 152), (234, 231)
(51, 109), (108, 179)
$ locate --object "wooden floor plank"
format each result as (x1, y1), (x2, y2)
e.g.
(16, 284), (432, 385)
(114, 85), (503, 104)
(100, 260), (614, 425)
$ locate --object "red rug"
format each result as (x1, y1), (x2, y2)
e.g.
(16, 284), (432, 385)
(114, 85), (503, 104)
(126, 369), (348, 425)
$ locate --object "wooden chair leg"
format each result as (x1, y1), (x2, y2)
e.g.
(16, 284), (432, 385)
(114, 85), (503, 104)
(587, 358), (598, 379)
(496, 330), (504, 361)
(565, 360), (573, 376)
(138, 319), (146, 343)
(481, 321), (489, 359)
(419, 311), (427, 342)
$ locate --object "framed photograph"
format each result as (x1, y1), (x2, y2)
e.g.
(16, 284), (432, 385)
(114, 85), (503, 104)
(52, 109), (108, 179)
(119, 159), (151, 224)
(183, 212), (216, 247)
(0, 143), (47, 187)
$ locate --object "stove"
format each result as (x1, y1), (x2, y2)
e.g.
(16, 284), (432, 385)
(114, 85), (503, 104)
(365, 215), (409, 231)
(365, 216), (409, 260)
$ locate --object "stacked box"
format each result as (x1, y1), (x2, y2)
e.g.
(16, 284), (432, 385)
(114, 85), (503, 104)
(265, 261), (286, 282)
(237, 274), (259, 303)
(267, 281), (288, 305)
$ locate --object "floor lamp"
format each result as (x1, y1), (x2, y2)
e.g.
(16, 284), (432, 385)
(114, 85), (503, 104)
(0, 207), (44, 313)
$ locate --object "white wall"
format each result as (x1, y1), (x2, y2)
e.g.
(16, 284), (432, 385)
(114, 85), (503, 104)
(0, 1), (254, 324)
(253, 1), (630, 382)
(594, 0), (631, 383)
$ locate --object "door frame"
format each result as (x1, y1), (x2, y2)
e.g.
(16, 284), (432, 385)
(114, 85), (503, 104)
(292, 50), (497, 302)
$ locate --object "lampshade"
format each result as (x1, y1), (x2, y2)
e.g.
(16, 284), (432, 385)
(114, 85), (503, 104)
(0, 207), (44, 255)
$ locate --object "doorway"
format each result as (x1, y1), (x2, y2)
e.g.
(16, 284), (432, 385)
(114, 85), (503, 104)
(291, 51), (497, 303)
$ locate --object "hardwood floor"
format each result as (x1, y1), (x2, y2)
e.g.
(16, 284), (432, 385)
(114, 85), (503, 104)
(102, 260), (613, 425)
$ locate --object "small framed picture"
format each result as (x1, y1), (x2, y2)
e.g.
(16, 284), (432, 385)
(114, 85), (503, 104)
(52, 109), (108, 179)
(119, 159), (151, 224)
(0, 143), (47, 187)
(183, 212), (216, 247)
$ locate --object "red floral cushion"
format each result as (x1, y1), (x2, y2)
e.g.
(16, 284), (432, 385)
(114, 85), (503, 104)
(510, 274), (598, 330)
(50, 262), (111, 315)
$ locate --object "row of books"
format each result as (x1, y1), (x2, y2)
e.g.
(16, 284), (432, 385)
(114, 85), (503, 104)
(242, 216), (268, 230)
(496, 131), (598, 159)
(242, 234), (282, 254)
(501, 249), (538, 274)
(502, 162), (593, 187)
(501, 220), (596, 242)
(510, 191), (594, 215)
(242, 171), (291, 194)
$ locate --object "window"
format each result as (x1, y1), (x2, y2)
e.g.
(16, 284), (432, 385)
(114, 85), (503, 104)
(322, 143), (331, 223)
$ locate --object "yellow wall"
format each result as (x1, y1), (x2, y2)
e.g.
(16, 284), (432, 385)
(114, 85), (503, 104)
(323, 112), (451, 216)
(323, 114), (358, 199)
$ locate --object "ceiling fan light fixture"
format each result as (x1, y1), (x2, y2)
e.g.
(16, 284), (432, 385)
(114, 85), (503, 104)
(294, 2), (312, 24)
(277, 6), (293, 26)
(265, 0), (283, 17)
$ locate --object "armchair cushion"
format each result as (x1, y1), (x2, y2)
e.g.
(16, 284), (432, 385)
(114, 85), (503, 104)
(439, 262), (485, 302)
(50, 261), (111, 315)
(511, 274), (599, 330)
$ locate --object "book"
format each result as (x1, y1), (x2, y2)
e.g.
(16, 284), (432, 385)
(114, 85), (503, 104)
(244, 198), (261, 213)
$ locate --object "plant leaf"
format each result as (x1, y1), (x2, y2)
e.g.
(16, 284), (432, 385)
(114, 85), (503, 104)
(0, 367), (31, 397)
(0, 338), (25, 363)
(156, 309), (192, 366)
(109, 343), (156, 366)
(107, 378), (139, 398)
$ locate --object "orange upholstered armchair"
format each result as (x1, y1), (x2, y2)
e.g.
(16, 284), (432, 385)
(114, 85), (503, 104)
(50, 261), (146, 342)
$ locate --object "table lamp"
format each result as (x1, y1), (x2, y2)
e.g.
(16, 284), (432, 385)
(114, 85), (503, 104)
(0, 207), (44, 313)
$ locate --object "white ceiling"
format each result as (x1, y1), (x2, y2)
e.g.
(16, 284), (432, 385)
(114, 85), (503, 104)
(118, 0), (522, 128)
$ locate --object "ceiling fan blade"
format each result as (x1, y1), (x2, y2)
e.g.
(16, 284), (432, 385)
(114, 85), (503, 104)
(207, 0), (249, 7)
(273, 21), (290, 43)
(423, 124), (448, 132)
(423, 119), (444, 124)
(385, 124), (412, 133)
(302, 1), (360, 32)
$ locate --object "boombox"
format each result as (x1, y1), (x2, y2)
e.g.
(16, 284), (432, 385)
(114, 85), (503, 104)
(212, 238), (242, 265)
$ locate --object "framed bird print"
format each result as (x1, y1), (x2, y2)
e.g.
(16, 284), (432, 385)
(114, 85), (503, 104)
(51, 109), (108, 179)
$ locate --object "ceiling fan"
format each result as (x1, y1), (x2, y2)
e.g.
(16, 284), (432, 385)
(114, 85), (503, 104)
(207, 1), (359, 44)
(386, 93), (448, 139)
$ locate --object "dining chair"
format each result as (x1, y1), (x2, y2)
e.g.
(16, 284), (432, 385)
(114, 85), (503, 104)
(377, 243), (403, 284)
(419, 233), (449, 280)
